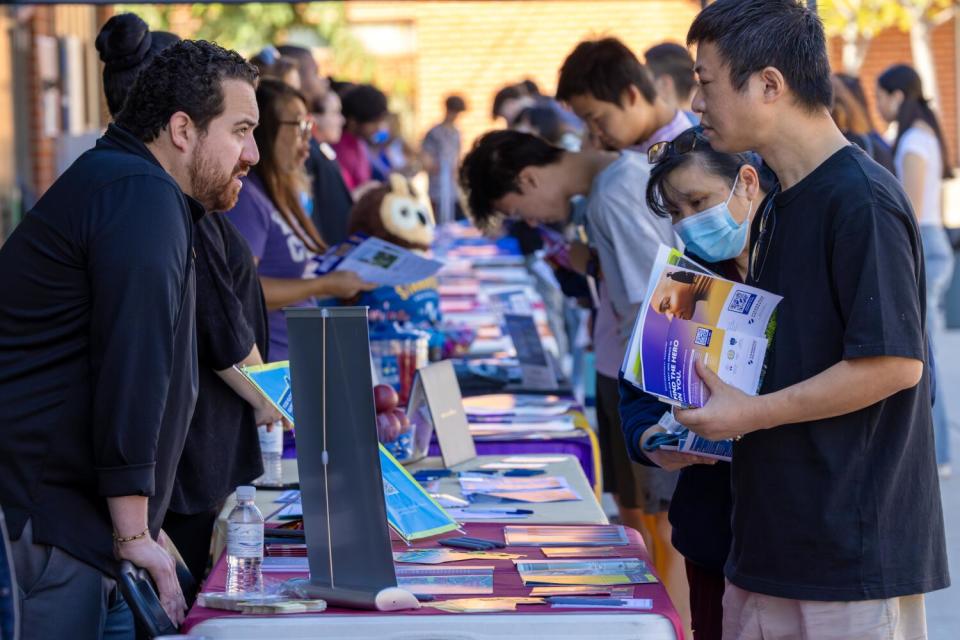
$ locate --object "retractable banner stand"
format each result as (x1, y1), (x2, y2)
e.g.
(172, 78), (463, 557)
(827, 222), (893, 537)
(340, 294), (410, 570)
(284, 306), (419, 611)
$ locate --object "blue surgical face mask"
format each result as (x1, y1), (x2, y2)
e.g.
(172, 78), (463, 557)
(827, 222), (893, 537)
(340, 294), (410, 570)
(673, 174), (753, 263)
(370, 126), (390, 145)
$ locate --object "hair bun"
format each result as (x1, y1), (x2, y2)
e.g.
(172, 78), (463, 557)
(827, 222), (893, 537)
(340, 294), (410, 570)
(95, 13), (153, 71)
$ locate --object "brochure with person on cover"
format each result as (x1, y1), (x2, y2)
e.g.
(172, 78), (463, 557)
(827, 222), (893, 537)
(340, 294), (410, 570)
(622, 245), (782, 409)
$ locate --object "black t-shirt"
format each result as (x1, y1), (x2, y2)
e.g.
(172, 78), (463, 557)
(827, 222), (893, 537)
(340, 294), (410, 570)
(308, 139), (353, 246)
(168, 214), (269, 515)
(731, 144), (949, 600)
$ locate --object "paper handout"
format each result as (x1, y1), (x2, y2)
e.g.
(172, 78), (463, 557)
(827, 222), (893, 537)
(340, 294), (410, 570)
(239, 361), (294, 422)
(314, 233), (444, 287)
(379, 445), (459, 541)
(395, 565), (495, 595)
(514, 559), (657, 586)
(503, 525), (629, 547)
(622, 245), (782, 408)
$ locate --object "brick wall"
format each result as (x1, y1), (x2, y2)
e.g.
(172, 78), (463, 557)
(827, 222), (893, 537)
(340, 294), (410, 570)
(828, 19), (958, 165)
(350, 0), (702, 149)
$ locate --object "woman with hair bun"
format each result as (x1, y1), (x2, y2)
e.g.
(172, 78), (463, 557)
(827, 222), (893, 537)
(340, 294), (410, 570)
(95, 13), (180, 117)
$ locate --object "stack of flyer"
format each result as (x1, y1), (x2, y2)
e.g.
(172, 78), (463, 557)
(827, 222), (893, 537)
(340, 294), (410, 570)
(621, 245), (782, 459)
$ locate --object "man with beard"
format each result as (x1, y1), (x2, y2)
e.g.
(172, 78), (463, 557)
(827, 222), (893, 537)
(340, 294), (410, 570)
(0, 40), (259, 639)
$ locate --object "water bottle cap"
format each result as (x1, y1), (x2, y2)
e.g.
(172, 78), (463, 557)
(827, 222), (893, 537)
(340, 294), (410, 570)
(236, 485), (256, 501)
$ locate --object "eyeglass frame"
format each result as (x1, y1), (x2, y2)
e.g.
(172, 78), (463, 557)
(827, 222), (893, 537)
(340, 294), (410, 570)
(647, 126), (710, 164)
(748, 185), (780, 283)
(279, 118), (315, 139)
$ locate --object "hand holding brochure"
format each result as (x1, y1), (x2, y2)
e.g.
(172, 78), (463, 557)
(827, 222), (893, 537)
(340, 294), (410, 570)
(314, 233), (444, 287)
(622, 245), (782, 408)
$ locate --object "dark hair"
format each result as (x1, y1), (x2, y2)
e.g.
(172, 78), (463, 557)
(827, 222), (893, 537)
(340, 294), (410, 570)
(521, 79), (541, 97)
(252, 79), (327, 254)
(445, 95), (467, 113)
(276, 44), (317, 75)
(492, 84), (524, 120)
(556, 37), (656, 106)
(687, 0), (832, 112)
(516, 106), (563, 145)
(646, 127), (776, 218)
(644, 42), (696, 102)
(116, 40), (257, 142)
(834, 73), (878, 132)
(459, 130), (565, 229)
(95, 13), (181, 116)
(878, 64), (954, 179)
(340, 83), (388, 124)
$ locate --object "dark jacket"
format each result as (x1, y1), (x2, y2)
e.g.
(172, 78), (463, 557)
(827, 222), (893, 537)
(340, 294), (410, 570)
(0, 124), (202, 577)
(307, 139), (353, 246)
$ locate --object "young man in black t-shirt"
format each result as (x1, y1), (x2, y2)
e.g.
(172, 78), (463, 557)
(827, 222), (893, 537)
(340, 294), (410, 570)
(676, 1), (948, 637)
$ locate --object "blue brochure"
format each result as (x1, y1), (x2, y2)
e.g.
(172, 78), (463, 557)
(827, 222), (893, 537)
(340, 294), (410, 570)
(379, 444), (459, 541)
(241, 361), (294, 422)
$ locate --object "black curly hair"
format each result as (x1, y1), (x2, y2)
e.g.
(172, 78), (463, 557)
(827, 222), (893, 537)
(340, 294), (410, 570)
(116, 39), (258, 143)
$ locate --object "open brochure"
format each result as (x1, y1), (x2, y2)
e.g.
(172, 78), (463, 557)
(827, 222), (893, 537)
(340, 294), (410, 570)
(622, 245), (782, 409)
(313, 233), (444, 287)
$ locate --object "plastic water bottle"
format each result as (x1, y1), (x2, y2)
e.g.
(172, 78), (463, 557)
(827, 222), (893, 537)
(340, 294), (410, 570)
(255, 422), (283, 486)
(225, 486), (264, 594)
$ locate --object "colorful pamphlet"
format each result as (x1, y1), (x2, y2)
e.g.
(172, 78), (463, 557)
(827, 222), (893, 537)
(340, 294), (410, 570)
(392, 549), (522, 564)
(514, 559), (657, 586)
(314, 233), (444, 287)
(423, 597), (545, 613)
(549, 598), (653, 610)
(540, 546), (621, 558)
(503, 525), (629, 547)
(395, 565), (495, 595)
(528, 585), (635, 597)
(622, 245), (782, 408)
(239, 361), (294, 422)
(458, 475), (580, 504)
(379, 445), (459, 541)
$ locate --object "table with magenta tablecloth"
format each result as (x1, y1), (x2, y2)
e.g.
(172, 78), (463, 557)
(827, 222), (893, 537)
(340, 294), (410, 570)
(183, 522), (681, 639)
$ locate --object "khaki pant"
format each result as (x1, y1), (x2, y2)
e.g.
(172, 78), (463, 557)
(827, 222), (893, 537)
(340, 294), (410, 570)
(722, 581), (927, 640)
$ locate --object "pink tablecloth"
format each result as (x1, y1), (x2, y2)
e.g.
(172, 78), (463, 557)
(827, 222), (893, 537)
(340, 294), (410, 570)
(183, 523), (683, 639)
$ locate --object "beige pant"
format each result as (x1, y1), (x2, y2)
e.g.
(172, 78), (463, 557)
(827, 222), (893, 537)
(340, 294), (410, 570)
(722, 581), (927, 640)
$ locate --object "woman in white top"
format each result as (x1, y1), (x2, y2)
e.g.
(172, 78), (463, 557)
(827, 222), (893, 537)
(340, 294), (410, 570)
(877, 64), (955, 475)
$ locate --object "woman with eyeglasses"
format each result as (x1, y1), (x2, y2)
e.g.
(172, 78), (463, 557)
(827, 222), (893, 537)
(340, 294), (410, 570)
(228, 79), (376, 361)
(876, 64), (955, 477)
(620, 127), (776, 640)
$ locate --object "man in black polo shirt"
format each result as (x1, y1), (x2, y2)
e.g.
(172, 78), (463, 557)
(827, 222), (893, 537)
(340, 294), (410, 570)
(675, 1), (948, 637)
(0, 41), (259, 637)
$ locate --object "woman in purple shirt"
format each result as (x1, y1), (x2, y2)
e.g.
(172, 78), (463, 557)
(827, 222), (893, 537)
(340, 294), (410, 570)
(228, 79), (374, 360)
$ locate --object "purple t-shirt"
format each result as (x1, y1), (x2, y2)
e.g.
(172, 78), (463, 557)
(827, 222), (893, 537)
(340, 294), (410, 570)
(227, 173), (316, 361)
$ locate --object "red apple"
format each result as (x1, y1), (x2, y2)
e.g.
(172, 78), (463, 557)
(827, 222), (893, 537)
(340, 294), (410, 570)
(373, 384), (399, 413)
(376, 411), (402, 443)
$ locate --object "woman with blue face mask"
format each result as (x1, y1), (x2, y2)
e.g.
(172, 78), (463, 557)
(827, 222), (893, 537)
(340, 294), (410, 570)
(618, 126), (775, 640)
(646, 126), (773, 279)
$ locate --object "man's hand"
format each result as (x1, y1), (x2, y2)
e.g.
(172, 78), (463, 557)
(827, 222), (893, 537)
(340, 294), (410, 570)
(674, 359), (765, 441)
(639, 424), (717, 471)
(116, 534), (187, 625)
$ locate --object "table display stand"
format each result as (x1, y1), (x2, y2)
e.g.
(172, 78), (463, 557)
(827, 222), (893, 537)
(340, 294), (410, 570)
(285, 306), (419, 612)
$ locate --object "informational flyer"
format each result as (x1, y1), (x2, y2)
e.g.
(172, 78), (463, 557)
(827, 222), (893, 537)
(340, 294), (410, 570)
(621, 245), (782, 408)
(239, 361), (294, 422)
(314, 233), (444, 287)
